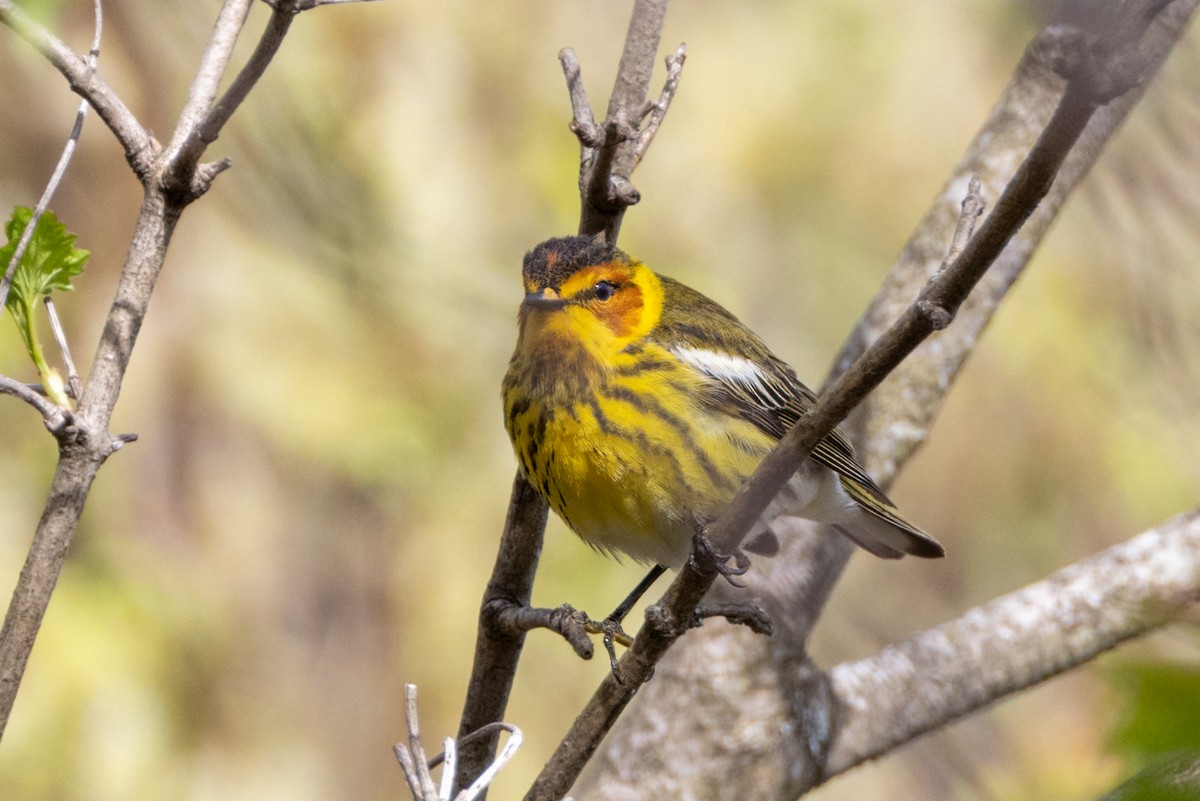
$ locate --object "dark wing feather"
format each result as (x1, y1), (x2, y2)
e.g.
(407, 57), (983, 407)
(650, 275), (891, 501)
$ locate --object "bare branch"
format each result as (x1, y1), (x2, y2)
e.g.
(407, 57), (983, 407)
(162, 0), (254, 196)
(458, 723), (525, 801)
(941, 176), (986, 268)
(0, 375), (71, 432)
(559, 49), (602, 147)
(397, 686), (524, 801)
(406, 685), (441, 801)
(166, 0), (368, 198)
(454, 475), (548, 791)
(43, 298), (81, 402)
(827, 508), (1200, 775)
(457, 4), (681, 793)
(486, 601), (596, 660)
(577, 0), (672, 240)
(0, 0), (333, 743)
(629, 43), (686, 171)
(0, 0), (154, 176)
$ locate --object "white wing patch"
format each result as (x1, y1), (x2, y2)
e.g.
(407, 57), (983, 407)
(671, 346), (784, 408)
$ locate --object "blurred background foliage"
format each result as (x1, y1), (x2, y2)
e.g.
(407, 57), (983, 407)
(1, 1), (1198, 799)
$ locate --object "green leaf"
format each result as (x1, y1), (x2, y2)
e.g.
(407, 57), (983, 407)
(1098, 750), (1200, 801)
(2, 206), (89, 304)
(1109, 661), (1200, 761)
(2, 206), (89, 408)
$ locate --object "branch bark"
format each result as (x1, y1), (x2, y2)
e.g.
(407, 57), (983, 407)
(827, 508), (1200, 776)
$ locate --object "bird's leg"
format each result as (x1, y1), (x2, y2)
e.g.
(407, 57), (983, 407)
(689, 529), (751, 587)
(588, 564), (666, 678)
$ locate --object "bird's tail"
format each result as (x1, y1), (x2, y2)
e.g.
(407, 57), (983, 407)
(835, 476), (944, 559)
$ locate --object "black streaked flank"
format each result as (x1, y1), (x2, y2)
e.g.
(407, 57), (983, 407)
(600, 383), (738, 494)
(586, 396), (612, 434)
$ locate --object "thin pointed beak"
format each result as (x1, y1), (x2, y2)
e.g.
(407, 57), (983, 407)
(522, 287), (568, 310)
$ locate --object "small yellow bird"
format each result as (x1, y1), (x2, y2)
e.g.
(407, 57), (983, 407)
(502, 236), (943, 575)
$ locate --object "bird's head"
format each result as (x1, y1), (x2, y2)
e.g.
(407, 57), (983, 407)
(516, 236), (664, 357)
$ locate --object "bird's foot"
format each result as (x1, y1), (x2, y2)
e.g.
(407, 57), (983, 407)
(583, 615), (636, 683)
(689, 530), (751, 587)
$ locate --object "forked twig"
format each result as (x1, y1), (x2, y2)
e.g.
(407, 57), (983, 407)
(397, 686), (524, 801)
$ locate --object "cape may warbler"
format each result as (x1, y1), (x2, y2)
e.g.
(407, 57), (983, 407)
(502, 236), (943, 571)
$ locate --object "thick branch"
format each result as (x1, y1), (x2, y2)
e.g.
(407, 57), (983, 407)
(454, 475), (549, 788)
(827, 509), (1200, 775)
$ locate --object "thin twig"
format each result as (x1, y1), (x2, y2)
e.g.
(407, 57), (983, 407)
(395, 688), (525, 801)
(629, 43), (686, 171)
(940, 176), (986, 268)
(559, 49), (602, 147)
(43, 298), (81, 401)
(407, 685), (440, 801)
(395, 741), (426, 801)
(0, 0), (101, 313)
(440, 737), (457, 801)
(0, 375), (70, 430)
(430, 722), (519, 770)
(458, 723), (524, 801)
(577, 0), (672, 241)
(162, 0), (254, 196)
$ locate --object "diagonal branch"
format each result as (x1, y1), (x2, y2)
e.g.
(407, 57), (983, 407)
(826, 508), (1200, 776)
(0, 0), (154, 177)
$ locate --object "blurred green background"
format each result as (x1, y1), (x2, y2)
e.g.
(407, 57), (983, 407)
(2, 1), (1199, 799)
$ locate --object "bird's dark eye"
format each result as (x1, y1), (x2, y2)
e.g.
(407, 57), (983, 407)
(593, 280), (617, 301)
